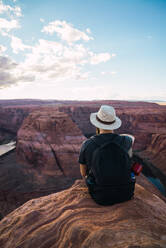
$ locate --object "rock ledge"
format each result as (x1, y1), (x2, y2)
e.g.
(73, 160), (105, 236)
(0, 180), (166, 248)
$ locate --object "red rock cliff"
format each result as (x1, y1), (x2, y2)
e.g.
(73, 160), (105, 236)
(58, 104), (166, 150)
(0, 106), (37, 144)
(0, 110), (85, 218)
(17, 110), (85, 177)
(139, 133), (166, 175)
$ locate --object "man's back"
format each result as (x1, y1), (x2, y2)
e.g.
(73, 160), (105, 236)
(79, 133), (135, 205)
(79, 133), (133, 171)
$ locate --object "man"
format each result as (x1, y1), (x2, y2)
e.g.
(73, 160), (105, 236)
(79, 105), (135, 205)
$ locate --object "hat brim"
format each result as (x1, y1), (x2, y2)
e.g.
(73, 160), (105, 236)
(90, 112), (122, 130)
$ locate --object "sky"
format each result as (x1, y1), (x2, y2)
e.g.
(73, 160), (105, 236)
(0, 0), (166, 101)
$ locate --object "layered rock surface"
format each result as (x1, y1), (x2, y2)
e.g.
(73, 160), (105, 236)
(140, 134), (166, 175)
(0, 106), (35, 144)
(17, 110), (85, 177)
(0, 179), (166, 248)
(0, 151), (76, 218)
(0, 110), (85, 218)
(58, 104), (166, 151)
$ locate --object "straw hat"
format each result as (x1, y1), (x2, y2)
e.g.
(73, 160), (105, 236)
(90, 105), (122, 130)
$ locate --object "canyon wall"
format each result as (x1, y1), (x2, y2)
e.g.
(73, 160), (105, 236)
(1, 101), (165, 176)
(0, 100), (166, 218)
(58, 104), (166, 151)
(139, 133), (166, 175)
(0, 110), (85, 218)
(1, 100), (165, 152)
(17, 109), (85, 177)
(0, 106), (33, 144)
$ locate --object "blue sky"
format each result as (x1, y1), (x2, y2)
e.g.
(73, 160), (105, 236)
(0, 0), (165, 101)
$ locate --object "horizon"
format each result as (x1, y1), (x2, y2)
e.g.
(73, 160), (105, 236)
(0, 0), (166, 101)
(0, 98), (166, 104)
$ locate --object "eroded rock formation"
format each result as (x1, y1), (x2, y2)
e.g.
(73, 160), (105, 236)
(139, 133), (166, 175)
(0, 179), (166, 248)
(0, 151), (78, 219)
(0, 110), (85, 218)
(17, 110), (85, 177)
(0, 100), (166, 220)
(0, 106), (34, 144)
(58, 104), (166, 151)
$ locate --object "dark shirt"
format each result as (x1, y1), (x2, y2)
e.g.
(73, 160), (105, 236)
(78, 133), (135, 205)
(79, 133), (133, 173)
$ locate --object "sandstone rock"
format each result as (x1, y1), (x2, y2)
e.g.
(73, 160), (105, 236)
(0, 179), (166, 248)
(1, 101), (165, 152)
(0, 110), (85, 218)
(17, 110), (85, 178)
(140, 134), (166, 176)
(0, 106), (35, 144)
(0, 151), (78, 219)
(57, 104), (166, 151)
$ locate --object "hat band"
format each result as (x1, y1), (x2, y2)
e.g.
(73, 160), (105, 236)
(96, 115), (116, 125)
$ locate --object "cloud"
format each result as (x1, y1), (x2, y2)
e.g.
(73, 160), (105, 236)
(0, 33), (112, 89)
(0, 1), (22, 36)
(0, 18), (20, 34)
(0, 71), (16, 88)
(21, 39), (89, 81)
(86, 28), (91, 34)
(101, 71), (117, 75)
(41, 20), (93, 43)
(0, 55), (35, 89)
(90, 52), (111, 64)
(0, 0), (22, 17)
(0, 9), (112, 90)
(19, 38), (111, 82)
(0, 44), (6, 53)
(10, 36), (32, 54)
(40, 18), (45, 23)
(0, 56), (18, 70)
(0, 70), (35, 89)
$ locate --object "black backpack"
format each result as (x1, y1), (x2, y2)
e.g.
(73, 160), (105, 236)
(90, 136), (132, 186)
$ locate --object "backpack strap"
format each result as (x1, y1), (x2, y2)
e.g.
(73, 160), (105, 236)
(91, 134), (128, 154)
(90, 133), (117, 146)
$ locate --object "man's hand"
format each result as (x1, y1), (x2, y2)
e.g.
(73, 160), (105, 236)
(80, 164), (87, 178)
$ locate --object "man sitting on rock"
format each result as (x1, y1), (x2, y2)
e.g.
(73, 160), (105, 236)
(79, 105), (135, 205)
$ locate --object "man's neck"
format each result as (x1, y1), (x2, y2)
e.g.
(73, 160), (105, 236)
(99, 129), (114, 134)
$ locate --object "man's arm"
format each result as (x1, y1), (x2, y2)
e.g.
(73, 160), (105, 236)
(120, 134), (135, 158)
(80, 164), (87, 178)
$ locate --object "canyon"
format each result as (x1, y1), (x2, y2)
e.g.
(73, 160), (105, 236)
(1, 99), (165, 166)
(0, 100), (166, 221)
(0, 108), (85, 218)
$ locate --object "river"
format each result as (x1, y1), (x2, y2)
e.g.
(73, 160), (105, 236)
(0, 141), (16, 156)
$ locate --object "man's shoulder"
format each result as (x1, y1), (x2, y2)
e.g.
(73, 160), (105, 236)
(81, 133), (134, 151)
(80, 136), (97, 151)
(115, 134), (133, 151)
